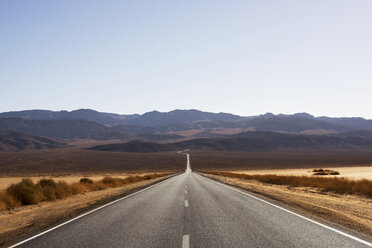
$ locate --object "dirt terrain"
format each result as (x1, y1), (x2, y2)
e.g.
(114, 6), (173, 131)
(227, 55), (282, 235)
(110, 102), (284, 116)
(234, 166), (372, 180)
(189, 149), (372, 171)
(0, 175), (173, 247)
(0, 148), (185, 176)
(202, 173), (372, 239)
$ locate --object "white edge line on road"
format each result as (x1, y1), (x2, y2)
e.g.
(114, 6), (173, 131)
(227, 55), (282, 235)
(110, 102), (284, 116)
(182, 234), (189, 248)
(202, 174), (372, 247)
(185, 200), (189, 207)
(9, 177), (173, 248)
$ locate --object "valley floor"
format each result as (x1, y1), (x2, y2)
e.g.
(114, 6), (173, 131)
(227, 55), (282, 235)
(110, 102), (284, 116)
(233, 166), (372, 180)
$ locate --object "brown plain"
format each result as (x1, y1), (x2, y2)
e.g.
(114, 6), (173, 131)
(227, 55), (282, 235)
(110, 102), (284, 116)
(233, 166), (372, 180)
(189, 149), (372, 171)
(0, 148), (186, 176)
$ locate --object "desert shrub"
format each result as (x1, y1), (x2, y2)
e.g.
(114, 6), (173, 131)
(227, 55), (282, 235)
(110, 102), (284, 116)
(55, 181), (72, 199)
(0, 190), (20, 210)
(39, 179), (57, 187)
(101, 177), (123, 187)
(38, 179), (58, 201)
(312, 169), (340, 176)
(80, 178), (93, 184)
(7, 179), (44, 205)
(1, 173), (171, 211)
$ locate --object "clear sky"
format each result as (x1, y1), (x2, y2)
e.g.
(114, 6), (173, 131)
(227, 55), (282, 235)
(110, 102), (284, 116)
(1, 0), (371, 117)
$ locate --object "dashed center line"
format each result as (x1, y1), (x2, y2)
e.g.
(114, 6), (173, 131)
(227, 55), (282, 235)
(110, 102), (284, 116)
(185, 190), (187, 194)
(182, 235), (189, 248)
(185, 200), (189, 207)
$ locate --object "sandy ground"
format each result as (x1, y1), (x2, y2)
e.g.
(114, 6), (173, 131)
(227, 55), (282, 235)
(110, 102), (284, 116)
(0, 174), (134, 190)
(233, 166), (372, 180)
(0, 175), (171, 247)
(202, 173), (372, 239)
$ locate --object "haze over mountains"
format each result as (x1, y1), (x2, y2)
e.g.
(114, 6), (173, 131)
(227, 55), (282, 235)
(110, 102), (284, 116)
(1, 109), (372, 152)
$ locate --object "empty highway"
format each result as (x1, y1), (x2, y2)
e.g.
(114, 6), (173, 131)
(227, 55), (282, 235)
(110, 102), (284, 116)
(11, 155), (372, 248)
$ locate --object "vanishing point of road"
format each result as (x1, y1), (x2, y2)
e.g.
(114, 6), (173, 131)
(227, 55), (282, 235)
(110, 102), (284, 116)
(11, 154), (372, 248)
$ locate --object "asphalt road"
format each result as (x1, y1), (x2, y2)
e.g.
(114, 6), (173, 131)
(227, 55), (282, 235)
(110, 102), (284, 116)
(12, 155), (372, 248)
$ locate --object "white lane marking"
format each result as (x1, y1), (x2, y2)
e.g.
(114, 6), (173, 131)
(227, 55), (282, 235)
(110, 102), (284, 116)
(185, 200), (189, 207)
(9, 177), (174, 248)
(182, 235), (189, 248)
(202, 175), (372, 247)
(185, 190), (187, 194)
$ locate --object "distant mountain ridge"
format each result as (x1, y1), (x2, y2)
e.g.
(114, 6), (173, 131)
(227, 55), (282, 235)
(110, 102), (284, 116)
(124, 109), (243, 126)
(0, 109), (137, 126)
(0, 118), (130, 140)
(1, 109), (372, 141)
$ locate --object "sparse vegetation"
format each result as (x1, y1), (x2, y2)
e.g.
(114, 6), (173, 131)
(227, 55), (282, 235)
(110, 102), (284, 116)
(202, 171), (372, 197)
(312, 168), (340, 175)
(0, 173), (171, 211)
(79, 178), (93, 184)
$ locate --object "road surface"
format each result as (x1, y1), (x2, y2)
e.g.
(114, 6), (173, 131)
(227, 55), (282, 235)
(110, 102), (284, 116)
(12, 155), (372, 248)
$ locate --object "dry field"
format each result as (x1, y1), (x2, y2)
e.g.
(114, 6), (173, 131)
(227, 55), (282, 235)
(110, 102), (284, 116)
(233, 166), (372, 180)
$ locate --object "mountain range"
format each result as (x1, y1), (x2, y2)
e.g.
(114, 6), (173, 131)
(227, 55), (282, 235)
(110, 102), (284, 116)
(1, 109), (372, 138)
(1, 109), (372, 151)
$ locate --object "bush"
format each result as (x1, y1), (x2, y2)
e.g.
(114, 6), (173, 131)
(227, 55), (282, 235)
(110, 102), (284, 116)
(55, 181), (72, 199)
(80, 178), (93, 184)
(0, 191), (20, 210)
(1, 173), (171, 211)
(38, 179), (58, 201)
(312, 168), (340, 176)
(7, 179), (44, 205)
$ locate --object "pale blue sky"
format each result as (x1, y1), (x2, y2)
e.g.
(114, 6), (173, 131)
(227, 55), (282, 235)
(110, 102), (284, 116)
(1, 0), (371, 117)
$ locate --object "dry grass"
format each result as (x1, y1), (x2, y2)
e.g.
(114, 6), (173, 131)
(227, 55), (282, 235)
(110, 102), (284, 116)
(0, 173), (171, 211)
(202, 171), (372, 197)
(0, 174), (135, 190)
(230, 166), (372, 180)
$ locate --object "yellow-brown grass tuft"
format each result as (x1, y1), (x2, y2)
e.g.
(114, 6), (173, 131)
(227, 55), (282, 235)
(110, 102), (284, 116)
(203, 171), (372, 197)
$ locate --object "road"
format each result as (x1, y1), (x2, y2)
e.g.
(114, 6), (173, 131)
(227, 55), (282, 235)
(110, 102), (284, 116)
(12, 154), (372, 248)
